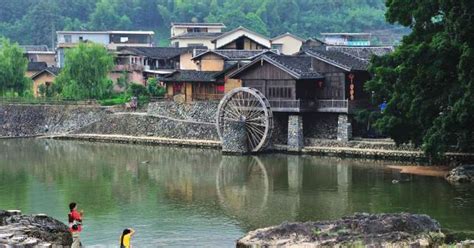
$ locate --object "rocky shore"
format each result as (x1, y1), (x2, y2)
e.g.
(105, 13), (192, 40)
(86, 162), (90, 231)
(446, 164), (474, 183)
(0, 210), (71, 247)
(237, 213), (474, 247)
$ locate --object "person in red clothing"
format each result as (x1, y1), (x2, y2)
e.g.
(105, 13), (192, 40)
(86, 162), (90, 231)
(68, 202), (83, 248)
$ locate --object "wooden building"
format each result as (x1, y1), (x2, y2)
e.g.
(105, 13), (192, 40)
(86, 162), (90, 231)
(228, 54), (324, 112)
(160, 70), (224, 102)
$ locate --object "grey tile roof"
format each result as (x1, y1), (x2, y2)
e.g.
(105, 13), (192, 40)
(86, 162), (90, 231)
(171, 32), (223, 39)
(27, 62), (47, 71)
(264, 54), (323, 79)
(31, 67), (61, 80)
(160, 70), (220, 83)
(119, 47), (204, 59)
(325, 46), (394, 61)
(193, 49), (275, 60)
(304, 47), (370, 71)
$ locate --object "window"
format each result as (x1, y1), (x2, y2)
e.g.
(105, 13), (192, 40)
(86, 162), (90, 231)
(120, 36), (129, 43)
(187, 43), (203, 47)
(271, 44), (283, 53)
(79, 36), (83, 41)
(64, 35), (72, 43)
(268, 87), (292, 99)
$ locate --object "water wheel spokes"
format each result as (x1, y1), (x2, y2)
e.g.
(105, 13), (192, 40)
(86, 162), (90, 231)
(217, 87), (273, 152)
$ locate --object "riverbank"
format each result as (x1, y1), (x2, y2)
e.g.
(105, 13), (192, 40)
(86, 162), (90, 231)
(237, 213), (474, 247)
(0, 210), (71, 247)
(2, 102), (473, 164)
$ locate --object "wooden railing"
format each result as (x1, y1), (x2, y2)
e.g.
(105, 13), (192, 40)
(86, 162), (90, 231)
(268, 99), (351, 113)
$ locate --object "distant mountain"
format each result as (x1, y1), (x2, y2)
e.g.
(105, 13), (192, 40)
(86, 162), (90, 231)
(0, 0), (407, 48)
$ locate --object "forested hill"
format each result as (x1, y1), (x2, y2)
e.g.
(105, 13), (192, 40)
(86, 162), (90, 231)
(0, 0), (404, 47)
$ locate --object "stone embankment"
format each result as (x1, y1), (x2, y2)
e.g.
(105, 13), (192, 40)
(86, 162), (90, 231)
(0, 104), (109, 137)
(0, 210), (71, 247)
(236, 213), (474, 247)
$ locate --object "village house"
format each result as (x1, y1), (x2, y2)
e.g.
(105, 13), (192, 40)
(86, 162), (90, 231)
(270, 33), (305, 55)
(226, 45), (393, 144)
(159, 49), (279, 102)
(56, 30), (154, 67)
(113, 46), (203, 85)
(26, 61), (48, 78)
(30, 67), (61, 97)
(321, 33), (372, 46)
(212, 26), (271, 50)
(170, 23), (226, 49)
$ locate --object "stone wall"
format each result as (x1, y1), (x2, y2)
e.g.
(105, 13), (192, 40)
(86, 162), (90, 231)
(147, 101), (219, 123)
(303, 113), (338, 140)
(74, 114), (219, 140)
(0, 104), (108, 137)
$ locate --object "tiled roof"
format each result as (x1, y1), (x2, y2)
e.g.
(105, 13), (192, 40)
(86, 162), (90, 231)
(230, 54), (323, 80)
(119, 47), (203, 59)
(303, 47), (369, 71)
(27, 62), (47, 71)
(31, 67), (61, 80)
(325, 46), (394, 61)
(193, 49), (276, 60)
(160, 70), (220, 83)
(264, 54), (323, 79)
(171, 32), (223, 39)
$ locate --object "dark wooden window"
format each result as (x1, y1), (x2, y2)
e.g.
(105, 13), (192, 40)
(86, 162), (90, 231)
(268, 87), (292, 99)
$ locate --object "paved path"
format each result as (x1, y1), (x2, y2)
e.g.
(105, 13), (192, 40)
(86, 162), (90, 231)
(45, 133), (221, 148)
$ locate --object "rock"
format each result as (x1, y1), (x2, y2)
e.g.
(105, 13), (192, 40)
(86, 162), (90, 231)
(446, 164), (474, 183)
(236, 213), (444, 247)
(0, 210), (72, 247)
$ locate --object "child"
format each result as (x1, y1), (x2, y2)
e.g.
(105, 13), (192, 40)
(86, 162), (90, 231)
(120, 228), (135, 248)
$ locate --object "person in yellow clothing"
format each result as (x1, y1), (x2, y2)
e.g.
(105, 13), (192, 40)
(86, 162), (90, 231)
(120, 228), (135, 248)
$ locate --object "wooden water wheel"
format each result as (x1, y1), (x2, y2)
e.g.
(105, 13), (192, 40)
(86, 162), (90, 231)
(216, 87), (273, 152)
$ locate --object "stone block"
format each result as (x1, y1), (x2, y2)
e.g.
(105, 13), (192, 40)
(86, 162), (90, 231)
(288, 115), (303, 152)
(222, 120), (248, 154)
(337, 114), (352, 142)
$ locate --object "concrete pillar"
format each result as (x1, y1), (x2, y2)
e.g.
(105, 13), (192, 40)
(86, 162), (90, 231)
(337, 114), (352, 142)
(287, 114), (304, 152)
(222, 120), (249, 154)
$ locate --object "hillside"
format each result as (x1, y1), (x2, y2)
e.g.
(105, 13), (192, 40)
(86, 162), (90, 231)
(0, 0), (405, 47)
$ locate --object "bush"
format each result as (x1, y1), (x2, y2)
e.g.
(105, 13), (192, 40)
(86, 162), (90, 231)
(99, 95), (129, 106)
(147, 78), (166, 97)
(127, 83), (148, 97)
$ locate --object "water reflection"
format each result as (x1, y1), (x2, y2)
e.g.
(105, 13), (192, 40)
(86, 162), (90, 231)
(0, 139), (473, 246)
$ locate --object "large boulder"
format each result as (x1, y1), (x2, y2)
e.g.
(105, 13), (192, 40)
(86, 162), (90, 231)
(446, 164), (474, 183)
(0, 210), (72, 247)
(236, 213), (444, 247)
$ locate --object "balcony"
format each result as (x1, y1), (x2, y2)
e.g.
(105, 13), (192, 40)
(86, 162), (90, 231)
(114, 64), (144, 72)
(268, 99), (363, 113)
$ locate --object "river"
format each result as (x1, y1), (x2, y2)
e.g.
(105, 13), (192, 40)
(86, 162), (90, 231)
(0, 139), (473, 247)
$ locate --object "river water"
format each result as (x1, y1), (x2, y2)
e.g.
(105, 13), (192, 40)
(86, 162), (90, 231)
(0, 139), (473, 247)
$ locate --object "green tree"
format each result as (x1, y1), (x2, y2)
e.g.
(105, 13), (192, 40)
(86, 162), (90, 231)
(0, 38), (30, 96)
(55, 43), (114, 99)
(366, 0), (474, 159)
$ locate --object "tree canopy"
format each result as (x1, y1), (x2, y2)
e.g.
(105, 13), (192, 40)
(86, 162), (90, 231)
(55, 43), (114, 99)
(366, 0), (474, 159)
(0, 38), (30, 96)
(0, 0), (401, 47)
